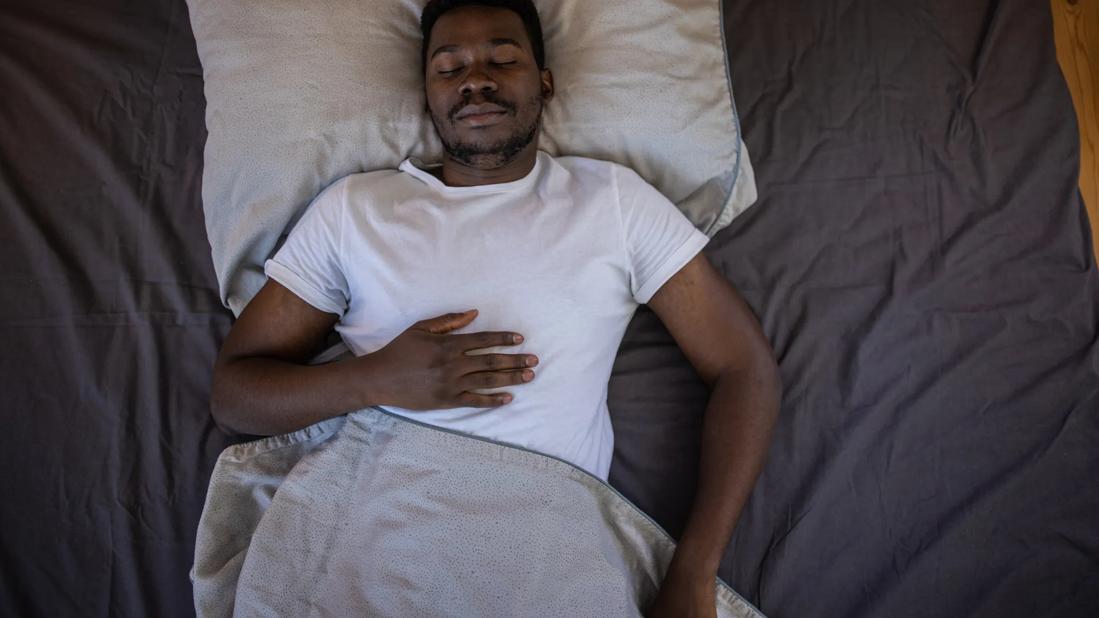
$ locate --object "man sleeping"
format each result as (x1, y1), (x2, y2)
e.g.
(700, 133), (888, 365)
(209, 0), (781, 615)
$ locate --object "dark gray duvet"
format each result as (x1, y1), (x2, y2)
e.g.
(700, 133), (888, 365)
(1, 0), (1096, 616)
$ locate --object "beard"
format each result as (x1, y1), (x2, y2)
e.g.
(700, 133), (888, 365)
(431, 93), (543, 169)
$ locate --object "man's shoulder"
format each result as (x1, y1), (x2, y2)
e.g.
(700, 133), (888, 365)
(545, 154), (660, 199)
(546, 153), (625, 180)
(336, 168), (406, 195)
(544, 154), (639, 202)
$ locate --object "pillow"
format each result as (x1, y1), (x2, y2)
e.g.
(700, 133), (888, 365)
(185, 0), (757, 316)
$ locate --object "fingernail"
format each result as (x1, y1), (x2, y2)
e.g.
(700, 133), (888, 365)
(522, 370), (534, 381)
(514, 334), (524, 343)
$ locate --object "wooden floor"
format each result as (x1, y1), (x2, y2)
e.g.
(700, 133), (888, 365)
(1052, 0), (1099, 262)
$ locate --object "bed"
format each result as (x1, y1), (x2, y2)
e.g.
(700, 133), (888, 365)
(2, 0), (1096, 616)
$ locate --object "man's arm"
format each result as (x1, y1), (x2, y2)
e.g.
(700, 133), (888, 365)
(212, 280), (536, 436)
(644, 252), (782, 608)
(210, 280), (384, 435)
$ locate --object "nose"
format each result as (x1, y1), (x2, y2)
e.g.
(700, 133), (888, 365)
(459, 65), (498, 96)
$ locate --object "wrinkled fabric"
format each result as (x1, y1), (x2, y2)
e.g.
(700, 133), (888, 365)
(3, 0), (1098, 616)
(191, 407), (763, 618)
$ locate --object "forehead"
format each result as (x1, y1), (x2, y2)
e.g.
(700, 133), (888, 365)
(427, 5), (530, 53)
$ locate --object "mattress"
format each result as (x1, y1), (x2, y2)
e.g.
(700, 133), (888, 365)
(1, 0), (1096, 616)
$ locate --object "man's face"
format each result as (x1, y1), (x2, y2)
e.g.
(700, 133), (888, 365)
(424, 5), (553, 169)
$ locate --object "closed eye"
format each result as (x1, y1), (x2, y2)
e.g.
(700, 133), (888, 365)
(438, 61), (516, 76)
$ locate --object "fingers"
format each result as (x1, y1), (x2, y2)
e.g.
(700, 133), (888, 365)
(461, 353), (539, 373)
(456, 391), (515, 408)
(413, 309), (478, 334)
(453, 330), (524, 351)
(459, 368), (535, 392)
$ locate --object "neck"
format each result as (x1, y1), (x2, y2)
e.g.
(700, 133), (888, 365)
(435, 141), (539, 187)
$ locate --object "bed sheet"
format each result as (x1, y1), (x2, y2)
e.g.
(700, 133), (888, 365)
(607, 2), (1099, 615)
(1, 0), (1096, 616)
(0, 0), (232, 614)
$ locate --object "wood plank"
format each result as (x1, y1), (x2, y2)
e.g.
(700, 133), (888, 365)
(1052, 0), (1099, 262)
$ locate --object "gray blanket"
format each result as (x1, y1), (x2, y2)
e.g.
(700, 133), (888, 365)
(191, 407), (764, 617)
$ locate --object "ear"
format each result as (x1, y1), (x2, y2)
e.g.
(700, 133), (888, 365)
(540, 68), (555, 101)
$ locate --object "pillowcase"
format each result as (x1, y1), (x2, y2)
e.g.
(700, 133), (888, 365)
(185, 0), (757, 316)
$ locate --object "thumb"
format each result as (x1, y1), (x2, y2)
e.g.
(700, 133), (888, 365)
(414, 309), (477, 334)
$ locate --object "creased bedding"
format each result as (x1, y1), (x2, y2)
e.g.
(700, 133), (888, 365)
(3, 0), (1099, 616)
(191, 407), (762, 618)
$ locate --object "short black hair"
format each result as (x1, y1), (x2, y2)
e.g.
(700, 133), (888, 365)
(420, 0), (546, 74)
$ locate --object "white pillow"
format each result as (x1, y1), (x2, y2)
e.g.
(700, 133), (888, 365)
(185, 0), (757, 316)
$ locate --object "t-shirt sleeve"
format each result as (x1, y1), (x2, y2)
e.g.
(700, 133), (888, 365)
(263, 179), (350, 316)
(615, 164), (710, 304)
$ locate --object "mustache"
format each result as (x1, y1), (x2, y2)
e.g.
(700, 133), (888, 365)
(448, 94), (516, 121)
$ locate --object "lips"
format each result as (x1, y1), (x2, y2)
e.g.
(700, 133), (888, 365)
(458, 112), (506, 128)
(454, 103), (510, 127)
(455, 103), (507, 120)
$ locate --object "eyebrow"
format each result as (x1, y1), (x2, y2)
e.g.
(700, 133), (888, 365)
(429, 38), (524, 61)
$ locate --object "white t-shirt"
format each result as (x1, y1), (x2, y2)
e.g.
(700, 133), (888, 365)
(264, 150), (709, 480)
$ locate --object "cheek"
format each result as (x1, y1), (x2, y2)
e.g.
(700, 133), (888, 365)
(424, 87), (449, 116)
(518, 93), (544, 119)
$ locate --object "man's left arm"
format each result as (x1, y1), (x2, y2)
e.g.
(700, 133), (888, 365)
(644, 251), (782, 616)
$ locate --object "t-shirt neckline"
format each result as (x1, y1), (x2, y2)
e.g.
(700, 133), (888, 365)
(400, 150), (545, 195)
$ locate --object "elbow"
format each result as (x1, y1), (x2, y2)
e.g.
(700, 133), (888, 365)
(766, 362), (784, 412)
(718, 351), (783, 409)
(761, 350), (783, 398)
(744, 356), (782, 402)
(209, 361), (245, 436)
(208, 387), (239, 435)
(209, 392), (236, 437)
(752, 339), (783, 397)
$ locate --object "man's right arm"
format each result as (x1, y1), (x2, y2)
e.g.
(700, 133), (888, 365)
(210, 280), (538, 437)
(210, 279), (384, 436)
